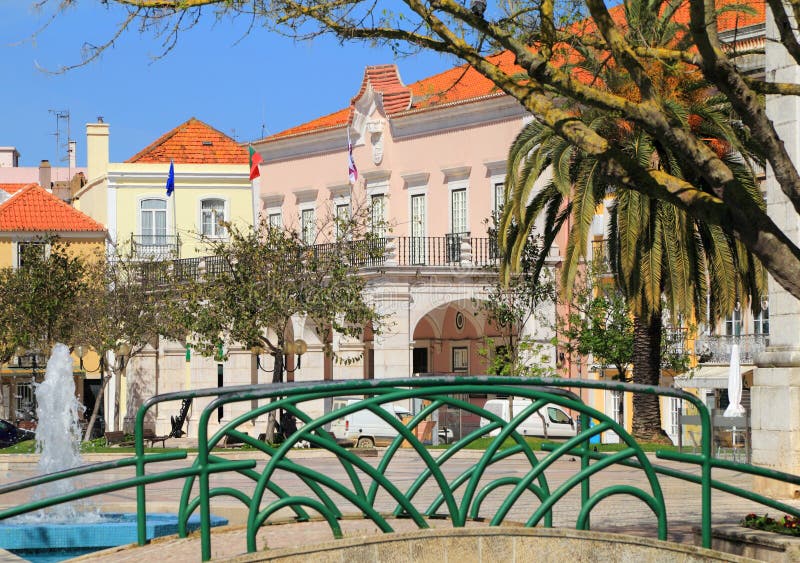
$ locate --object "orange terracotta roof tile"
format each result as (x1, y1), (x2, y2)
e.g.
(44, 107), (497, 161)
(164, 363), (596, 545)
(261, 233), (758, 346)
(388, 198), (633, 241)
(0, 184), (107, 233)
(267, 0), (764, 141)
(127, 117), (248, 164)
(0, 183), (33, 194)
(350, 64), (413, 115)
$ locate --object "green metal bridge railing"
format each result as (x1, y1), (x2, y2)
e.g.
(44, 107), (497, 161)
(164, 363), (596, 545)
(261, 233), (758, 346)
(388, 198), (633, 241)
(1, 376), (799, 561)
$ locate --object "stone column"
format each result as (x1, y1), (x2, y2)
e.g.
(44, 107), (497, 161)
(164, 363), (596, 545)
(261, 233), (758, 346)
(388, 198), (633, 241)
(369, 282), (412, 379)
(755, 4), (800, 496)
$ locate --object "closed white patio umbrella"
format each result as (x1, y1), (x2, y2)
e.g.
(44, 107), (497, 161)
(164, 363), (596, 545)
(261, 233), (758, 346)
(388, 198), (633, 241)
(724, 341), (745, 417)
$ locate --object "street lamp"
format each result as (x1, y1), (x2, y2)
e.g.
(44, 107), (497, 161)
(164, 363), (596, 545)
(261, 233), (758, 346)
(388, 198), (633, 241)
(284, 339), (308, 371)
(116, 341), (131, 369)
(75, 345), (101, 373)
(251, 343), (268, 372)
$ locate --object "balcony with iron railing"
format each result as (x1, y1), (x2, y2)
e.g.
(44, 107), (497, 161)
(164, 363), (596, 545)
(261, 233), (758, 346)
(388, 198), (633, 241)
(137, 235), (505, 284)
(130, 234), (181, 260)
(694, 333), (769, 365)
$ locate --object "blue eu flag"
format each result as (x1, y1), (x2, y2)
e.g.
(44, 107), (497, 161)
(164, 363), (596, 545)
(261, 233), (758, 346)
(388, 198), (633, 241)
(166, 160), (175, 196)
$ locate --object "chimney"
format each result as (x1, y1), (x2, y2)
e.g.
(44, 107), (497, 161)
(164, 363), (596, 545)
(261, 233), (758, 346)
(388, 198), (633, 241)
(39, 160), (52, 191)
(69, 140), (77, 169)
(86, 120), (109, 183)
(0, 147), (20, 167)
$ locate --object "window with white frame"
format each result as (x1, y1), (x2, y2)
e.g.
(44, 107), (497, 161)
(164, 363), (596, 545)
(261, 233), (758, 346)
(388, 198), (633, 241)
(725, 308), (742, 336)
(493, 182), (505, 217)
(410, 193), (426, 264)
(16, 241), (47, 269)
(452, 346), (468, 372)
(201, 198), (226, 237)
(140, 198), (167, 245)
(754, 307), (770, 335)
(301, 208), (315, 244)
(450, 188), (468, 234)
(335, 202), (350, 239)
(669, 397), (681, 438)
(370, 194), (387, 237)
(268, 211), (282, 229)
(611, 390), (624, 425)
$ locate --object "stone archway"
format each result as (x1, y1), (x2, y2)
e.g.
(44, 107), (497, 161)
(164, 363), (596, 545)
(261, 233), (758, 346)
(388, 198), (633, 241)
(411, 299), (506, 375)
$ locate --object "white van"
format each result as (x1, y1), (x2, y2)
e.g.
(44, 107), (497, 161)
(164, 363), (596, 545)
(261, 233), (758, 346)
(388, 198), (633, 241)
(337, 399), (412, 448)
(479, 398), (577, 438)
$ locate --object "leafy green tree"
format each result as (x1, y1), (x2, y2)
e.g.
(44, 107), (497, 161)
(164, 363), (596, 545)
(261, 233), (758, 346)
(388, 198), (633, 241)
(36, 0), (800, 304)
(558, 275), (634, 382)
(476, 229), (555, 378)
(174, 211), (384, 439)
(0, 239), (87, 356)
(74, 249), (186, 438)
(0, 239), (88, 424)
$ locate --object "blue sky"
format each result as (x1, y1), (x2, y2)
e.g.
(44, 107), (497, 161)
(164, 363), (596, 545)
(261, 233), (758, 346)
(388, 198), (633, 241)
(1, 3), (457, 166)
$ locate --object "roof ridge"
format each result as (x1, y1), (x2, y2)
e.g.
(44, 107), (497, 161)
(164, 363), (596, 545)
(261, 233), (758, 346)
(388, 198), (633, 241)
(127, 117), (196, 163)
(126, 117), (247, 164)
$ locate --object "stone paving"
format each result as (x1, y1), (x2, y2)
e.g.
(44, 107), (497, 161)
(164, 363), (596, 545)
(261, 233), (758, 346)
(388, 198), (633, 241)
(0, 448), (797, 561)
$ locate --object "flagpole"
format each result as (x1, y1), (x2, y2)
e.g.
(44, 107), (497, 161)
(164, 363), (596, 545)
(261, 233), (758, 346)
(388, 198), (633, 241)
(172, 177), (178, 256)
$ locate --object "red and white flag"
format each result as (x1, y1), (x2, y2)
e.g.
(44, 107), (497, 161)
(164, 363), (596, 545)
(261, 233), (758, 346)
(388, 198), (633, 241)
(348, 131), (358, 185)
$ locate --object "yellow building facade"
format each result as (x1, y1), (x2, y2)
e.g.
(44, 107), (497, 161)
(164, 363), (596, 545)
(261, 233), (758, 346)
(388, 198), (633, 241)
(76, 118), (255, 260)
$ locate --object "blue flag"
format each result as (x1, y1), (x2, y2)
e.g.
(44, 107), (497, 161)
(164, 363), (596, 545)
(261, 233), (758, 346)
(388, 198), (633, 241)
(165, 160), (175, 196)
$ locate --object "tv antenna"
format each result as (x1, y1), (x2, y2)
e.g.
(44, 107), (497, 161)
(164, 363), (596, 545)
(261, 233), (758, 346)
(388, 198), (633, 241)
(49, 109), (72, 182)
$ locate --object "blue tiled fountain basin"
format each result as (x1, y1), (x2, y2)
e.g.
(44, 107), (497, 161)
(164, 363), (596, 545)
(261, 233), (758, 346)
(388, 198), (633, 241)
(0, 512), (227, 561)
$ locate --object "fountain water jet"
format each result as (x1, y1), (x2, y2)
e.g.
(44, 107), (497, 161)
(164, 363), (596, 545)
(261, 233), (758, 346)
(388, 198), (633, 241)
(0, 344), (227, 562)
(30, 343), (97, 522)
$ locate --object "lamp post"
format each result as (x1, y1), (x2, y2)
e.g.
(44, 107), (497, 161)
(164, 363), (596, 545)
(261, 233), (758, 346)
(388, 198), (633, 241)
(114, 341), (131, 432)
(262, 339), (307, 442)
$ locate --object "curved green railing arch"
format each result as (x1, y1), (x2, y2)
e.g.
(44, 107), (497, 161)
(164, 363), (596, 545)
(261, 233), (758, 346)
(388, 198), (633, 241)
(1, 376), (799, 562)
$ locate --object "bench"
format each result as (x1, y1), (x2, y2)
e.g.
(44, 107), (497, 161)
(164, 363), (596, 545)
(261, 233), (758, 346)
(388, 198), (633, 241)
(143, 428), (169, 448)
(220, 434), (245, 448)
(104, 431), (133, 447)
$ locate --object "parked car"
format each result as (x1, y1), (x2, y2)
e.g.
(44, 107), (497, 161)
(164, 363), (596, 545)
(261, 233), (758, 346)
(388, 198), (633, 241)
(0, 419), (36, 448)
(479, 399), (577, 438)
(342, 401), (412, 448)
(438, 426), (454, 444)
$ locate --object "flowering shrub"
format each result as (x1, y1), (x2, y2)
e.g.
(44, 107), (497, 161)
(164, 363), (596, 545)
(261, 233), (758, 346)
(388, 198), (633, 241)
(741, 513), (800, 537)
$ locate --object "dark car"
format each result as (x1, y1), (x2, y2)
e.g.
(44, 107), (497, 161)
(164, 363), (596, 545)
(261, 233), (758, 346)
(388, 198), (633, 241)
(0, 419), (36, 448)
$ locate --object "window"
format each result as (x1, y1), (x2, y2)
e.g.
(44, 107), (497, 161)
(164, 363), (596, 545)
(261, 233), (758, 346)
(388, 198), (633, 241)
(725, 308), (742, 337)
(669, 397), (681, 438)
(410, 193), (426, 264)
(450, 188), (468, 234)
(301, 208), (315, 244)
(611, 390), (624, 425)
(452, 346), (468, 372)
(140, 198), (167, 245)
(268, 212), (282, 229)
(493, 182), (505, 216)
(16, 241), (46, 268)
(201, 199), (226, 237)
(371, 194), (387, 237)
(547, 407), (571, 424)
(754, 307), (769, 335)
(448, 188), (468, 262)
(335, 203), (350, 239)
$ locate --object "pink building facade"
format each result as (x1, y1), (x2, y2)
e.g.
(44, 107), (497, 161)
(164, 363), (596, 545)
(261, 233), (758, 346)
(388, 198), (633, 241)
(252, 64), (560, 391)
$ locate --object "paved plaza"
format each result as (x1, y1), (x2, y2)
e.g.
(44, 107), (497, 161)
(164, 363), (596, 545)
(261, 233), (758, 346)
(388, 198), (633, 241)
(0, 448), (797, 561)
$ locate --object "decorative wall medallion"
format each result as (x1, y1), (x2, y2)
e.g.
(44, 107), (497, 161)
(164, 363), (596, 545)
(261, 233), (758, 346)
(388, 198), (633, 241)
(455, 311), (465, 330)
(368, 119), (385, 165)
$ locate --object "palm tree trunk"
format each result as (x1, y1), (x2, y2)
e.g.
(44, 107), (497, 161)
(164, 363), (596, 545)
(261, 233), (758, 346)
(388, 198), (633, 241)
(631, 311), (670, 443)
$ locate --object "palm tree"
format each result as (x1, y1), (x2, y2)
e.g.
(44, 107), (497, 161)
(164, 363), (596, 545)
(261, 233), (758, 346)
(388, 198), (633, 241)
(499, 0), (766, 441)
